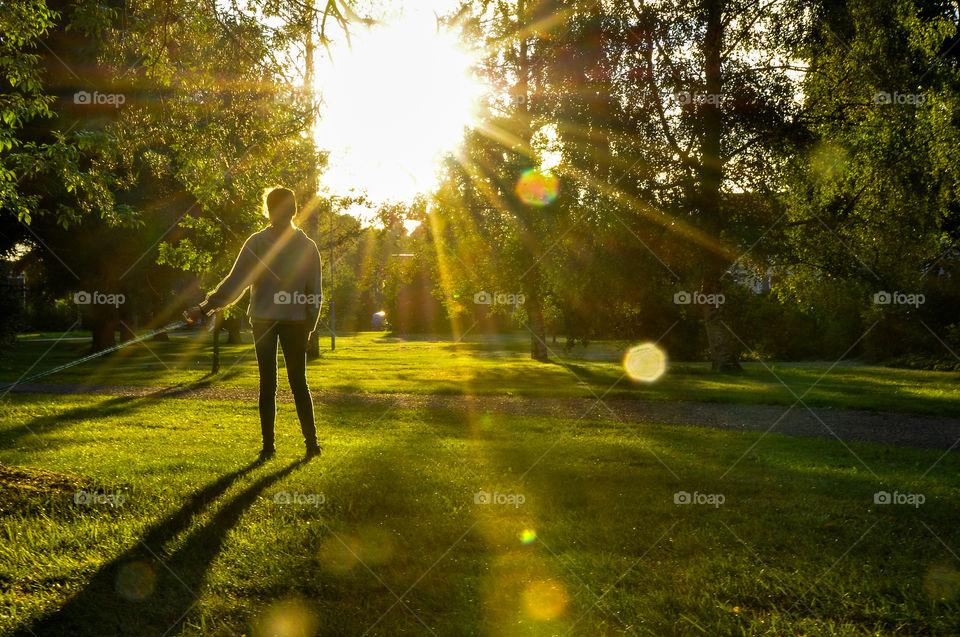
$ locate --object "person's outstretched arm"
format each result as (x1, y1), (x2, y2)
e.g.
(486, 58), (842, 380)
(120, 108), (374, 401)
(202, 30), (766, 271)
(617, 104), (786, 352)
(305, 241), (323, 339)
(196, 237), (257, 317)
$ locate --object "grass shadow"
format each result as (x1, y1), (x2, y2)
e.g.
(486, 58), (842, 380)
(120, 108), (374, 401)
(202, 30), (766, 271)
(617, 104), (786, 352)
(0, 394), (144, 451)
(186, 367), (245, 388)
(0, 376), (254, 450)
(15, 458), (308, 636)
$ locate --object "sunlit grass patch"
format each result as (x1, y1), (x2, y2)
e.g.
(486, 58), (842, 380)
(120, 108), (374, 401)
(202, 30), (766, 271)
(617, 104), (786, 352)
(2, 332), (959, 416)
(0, 394), (958, 634)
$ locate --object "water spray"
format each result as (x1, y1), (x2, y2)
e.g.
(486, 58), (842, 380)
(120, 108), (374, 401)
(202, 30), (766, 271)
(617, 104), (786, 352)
(0, 320), (189, 393)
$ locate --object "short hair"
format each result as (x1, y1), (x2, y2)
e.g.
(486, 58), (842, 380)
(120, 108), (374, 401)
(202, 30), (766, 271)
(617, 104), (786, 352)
(265, 187), (297, 226)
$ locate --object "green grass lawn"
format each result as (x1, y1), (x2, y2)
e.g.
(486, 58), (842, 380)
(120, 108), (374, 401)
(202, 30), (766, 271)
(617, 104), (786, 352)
(16, 331), (92, 340)
(1, 392), (959, 635)
(3, 331), (960, 417)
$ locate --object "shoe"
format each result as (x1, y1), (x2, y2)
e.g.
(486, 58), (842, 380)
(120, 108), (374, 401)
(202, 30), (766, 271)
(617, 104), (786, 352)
(305, 444), (322, 459)
(257, 447), (276, 463)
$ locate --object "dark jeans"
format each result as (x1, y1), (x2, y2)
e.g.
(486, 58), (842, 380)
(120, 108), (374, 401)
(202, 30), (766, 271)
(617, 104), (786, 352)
(252, 321), (317, 450)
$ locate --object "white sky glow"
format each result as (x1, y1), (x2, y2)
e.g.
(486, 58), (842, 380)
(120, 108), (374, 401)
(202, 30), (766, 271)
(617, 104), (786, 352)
(315, 2), (483, 209)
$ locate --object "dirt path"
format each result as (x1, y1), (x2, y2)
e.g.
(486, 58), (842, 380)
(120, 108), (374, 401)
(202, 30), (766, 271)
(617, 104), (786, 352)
(7, 382), (960, 450)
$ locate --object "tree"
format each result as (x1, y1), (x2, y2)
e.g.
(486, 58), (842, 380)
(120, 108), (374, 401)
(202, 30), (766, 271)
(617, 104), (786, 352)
(7, 0), (144, 351)
(603, 0), (808, 370)
(775, 0), (960, 359)
(427, 0), (573, 361)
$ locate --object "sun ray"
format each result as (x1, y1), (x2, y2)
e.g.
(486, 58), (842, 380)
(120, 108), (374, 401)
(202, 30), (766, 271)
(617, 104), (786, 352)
(472, 120), (735, 260)
(425, 202), (466, 342)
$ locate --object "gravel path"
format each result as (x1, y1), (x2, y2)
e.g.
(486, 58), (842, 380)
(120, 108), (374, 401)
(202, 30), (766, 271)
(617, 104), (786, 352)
(8, 382), (960, 450)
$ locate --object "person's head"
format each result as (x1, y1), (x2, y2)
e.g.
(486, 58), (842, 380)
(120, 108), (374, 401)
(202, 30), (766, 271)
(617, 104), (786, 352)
(265, 187), (297, 229)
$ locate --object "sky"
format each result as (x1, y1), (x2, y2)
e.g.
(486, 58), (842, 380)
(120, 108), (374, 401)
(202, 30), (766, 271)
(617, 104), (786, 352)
(313, 0), (484, 223)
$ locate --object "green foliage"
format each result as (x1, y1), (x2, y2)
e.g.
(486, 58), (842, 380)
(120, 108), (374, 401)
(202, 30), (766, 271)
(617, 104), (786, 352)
(4, 0), (960, 363)
(0, 0), (57, 220)
(771, 0), (960, 362)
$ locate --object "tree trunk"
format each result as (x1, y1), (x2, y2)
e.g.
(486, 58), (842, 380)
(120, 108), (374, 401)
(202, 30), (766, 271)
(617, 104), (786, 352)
(90, 319), (117, 353)
(699, 0), (741, 372)
(515, 0), (549, 362)
(212, 312), (221, 374)
(701, 271), (741, 372)
(527, 295), (550, 361)
(523, 267), (550, 361)
(224, 314), (243, 344)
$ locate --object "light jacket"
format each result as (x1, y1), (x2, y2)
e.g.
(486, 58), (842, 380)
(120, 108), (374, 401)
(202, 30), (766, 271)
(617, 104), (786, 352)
(199, 225), (323, 333)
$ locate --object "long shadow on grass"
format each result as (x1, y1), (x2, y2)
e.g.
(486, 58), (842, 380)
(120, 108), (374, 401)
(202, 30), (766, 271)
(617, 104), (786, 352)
(0, 376), (248, 450)
(0, 394), (144, 451)
(16, 458), (307, 637)
(547, 360), (623, 388)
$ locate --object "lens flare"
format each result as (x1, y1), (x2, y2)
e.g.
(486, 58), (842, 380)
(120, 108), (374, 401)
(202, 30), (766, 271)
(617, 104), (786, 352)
(519, 528), (537, 545)
(115, 561), (156, 600)
(253, 598), (319, 637)
(624, 343), (667, 382)
(522, 579), (569, 620)
(318, 534), (362, 572)
(357, 525), (395, 566)
(515, 169), (559, 206)
(924, 565), (960, 601)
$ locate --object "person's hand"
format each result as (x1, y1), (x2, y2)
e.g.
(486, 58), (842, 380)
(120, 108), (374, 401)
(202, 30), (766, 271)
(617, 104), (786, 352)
(184, 305), (205, 325)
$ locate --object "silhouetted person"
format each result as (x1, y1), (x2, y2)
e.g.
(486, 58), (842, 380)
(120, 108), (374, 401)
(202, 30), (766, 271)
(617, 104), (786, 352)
(187, 187), (322, 461)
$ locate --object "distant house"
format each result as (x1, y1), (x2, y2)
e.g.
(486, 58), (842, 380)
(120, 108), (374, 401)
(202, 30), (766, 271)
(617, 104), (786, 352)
(2, 273), (26, 308)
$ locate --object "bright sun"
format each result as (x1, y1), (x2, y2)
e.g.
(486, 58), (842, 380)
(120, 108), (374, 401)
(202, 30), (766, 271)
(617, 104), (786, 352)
(315, 8), (483, 205)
